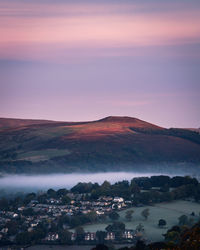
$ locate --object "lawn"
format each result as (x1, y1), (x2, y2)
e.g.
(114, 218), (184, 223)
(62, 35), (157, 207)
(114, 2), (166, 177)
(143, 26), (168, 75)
(82, 200), (200, 242)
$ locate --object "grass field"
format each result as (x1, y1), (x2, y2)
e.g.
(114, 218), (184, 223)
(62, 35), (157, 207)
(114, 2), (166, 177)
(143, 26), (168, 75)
(17, 149), (71, 162)
(82, 200), (200, 242)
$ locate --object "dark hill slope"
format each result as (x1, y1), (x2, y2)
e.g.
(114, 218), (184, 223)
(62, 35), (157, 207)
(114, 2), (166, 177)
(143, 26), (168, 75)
(0, 118), (57, 131)
(0, 116), (200, 173)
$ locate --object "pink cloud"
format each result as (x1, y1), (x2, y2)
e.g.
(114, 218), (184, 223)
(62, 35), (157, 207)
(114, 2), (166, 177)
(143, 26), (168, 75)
(0, 2), (200, 61)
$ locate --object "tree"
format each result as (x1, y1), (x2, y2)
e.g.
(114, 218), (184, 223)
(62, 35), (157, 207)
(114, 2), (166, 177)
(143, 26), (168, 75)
(0, 198), (9, 211)
(57, 188), (68, 197)
(96, 231), (106, 244)
(105, 222), (125, 239)
(125, 210), (134, 221)
(141, 208), (150, 220)
(98, 214), (107, 222)
(31, 227), (46, 243)
(140, 192), (152, 204)
(165, 231), (180, 244)
(136, 223), (144, 232)
(6, 220), (19, 235)
(105, 222), (125, 232)
(24, 192), (36, 205)
(135, 177), (152, 190)
(158, 219), (167, 227)
(57, 215), (70, 229)
(37, 194), (47, 204)
(62, 195), (71, 205)
(16, 232), (31, 245)
(87, 211), (97, 223)
(135, 240), (147, 249)
(75, 226), (85, 242)
(109, 211), (119, 221)
(22, 208), (34, 216)
(130, 180), (140, 194)
(160, 184), (170, 192)
(50, 222), (58, 232)
(59, 229), (72, 244)
(178, 215), (188, 226)
(101, 181), (111, 190)
(100, 181), (112, 196)
(47, 188), (57, 198)
(70, 217), (81, 228)
(150, 175), (170, 187)
(71, 182), (94, 194)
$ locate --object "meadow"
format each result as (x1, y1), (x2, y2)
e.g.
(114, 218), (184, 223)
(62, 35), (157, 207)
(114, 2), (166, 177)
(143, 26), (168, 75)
(81, 200), (200, 242)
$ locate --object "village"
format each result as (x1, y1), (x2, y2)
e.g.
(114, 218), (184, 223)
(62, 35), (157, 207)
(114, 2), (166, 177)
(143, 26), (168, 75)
(0, 191), (144, 246)
(1, 175), (200, 247)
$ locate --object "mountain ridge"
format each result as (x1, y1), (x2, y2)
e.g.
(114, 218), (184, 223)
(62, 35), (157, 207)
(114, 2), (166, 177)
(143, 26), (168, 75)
(0, 116), (200, 173)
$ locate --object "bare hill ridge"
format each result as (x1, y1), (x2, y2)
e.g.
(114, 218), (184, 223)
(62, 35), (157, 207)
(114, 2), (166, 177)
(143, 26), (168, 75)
(0, 117), (57, 130)
(0, 116), (200, 173)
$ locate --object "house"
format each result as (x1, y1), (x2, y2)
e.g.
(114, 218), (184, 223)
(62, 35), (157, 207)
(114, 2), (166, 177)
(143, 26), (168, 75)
(98, 196), (113, 202)
(1, 228), (8, 234)
(45, 232), (59, 241)
(112, 203), (123, 210)
(29, 200), (39, 206)
(31, 222), (38, 228)
(105, 232), (115, 240)
(18, 207), (25, 211)
(84, 232), (96, 241)
(71, 233), (77, 241)
(113, 197), (124, 203)
(82, 210), (91, 214)
(96, 210), (104, 215)
(123, 230), (136, 239)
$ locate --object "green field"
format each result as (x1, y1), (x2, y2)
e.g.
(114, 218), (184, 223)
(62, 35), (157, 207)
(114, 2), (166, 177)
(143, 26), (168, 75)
(17, 149), (71, 162)
(82, 200), (200, 242)
(0, 126), (73, 162)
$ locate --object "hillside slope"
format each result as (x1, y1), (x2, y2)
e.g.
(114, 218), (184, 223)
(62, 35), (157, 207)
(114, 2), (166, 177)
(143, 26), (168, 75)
(0, 116), (200, 173)
(0, 118), (57, 131)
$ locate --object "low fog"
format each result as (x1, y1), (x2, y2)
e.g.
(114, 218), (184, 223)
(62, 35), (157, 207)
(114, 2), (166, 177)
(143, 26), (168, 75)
(0, 172), (178, 193)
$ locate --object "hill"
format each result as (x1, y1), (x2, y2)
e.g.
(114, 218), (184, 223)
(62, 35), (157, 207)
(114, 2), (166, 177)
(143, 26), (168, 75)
(0, 118), (57, 131)
(0, 116), (200, 173)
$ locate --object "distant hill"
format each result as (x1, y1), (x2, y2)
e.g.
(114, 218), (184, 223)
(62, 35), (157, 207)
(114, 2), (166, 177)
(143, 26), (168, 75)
(0, 118), (57, 130)
(185, 128), (200, 133)
(0, 116), (200, 173)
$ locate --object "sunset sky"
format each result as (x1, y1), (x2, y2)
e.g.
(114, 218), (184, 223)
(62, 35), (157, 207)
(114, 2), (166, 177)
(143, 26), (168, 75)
(0, 0), (200, 128)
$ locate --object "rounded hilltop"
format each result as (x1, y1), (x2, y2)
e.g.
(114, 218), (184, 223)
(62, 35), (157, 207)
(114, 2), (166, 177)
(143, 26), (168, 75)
(98, 116), (139, 123)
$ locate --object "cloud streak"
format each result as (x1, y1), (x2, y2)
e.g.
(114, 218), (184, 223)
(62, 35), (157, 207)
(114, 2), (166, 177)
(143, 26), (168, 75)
(1, 0), (200, 128)
(0, 1), (200, 61)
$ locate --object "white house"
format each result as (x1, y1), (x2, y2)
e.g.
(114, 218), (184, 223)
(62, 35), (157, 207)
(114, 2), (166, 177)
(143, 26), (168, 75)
(113, 197), (124, 203)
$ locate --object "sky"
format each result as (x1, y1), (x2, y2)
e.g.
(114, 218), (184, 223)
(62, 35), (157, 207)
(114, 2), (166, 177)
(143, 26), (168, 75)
(0, 0), (200, 128)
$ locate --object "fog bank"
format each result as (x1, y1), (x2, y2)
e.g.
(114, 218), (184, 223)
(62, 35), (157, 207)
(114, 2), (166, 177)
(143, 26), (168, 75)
(0, 172), (177, 193)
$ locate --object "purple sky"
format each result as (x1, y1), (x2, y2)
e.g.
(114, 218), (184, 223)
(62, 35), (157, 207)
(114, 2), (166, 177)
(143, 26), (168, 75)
(0, 0), (200, 128)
